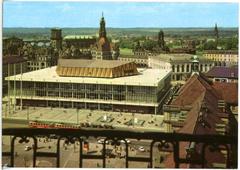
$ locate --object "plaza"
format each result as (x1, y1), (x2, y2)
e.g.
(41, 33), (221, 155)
(2, 106), (166, 132)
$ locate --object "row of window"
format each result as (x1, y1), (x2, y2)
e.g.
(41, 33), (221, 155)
(172, 64), (212, 73)
(10, 83), (157, 103)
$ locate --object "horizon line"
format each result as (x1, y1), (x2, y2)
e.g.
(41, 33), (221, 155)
(3, 26), (239, 29)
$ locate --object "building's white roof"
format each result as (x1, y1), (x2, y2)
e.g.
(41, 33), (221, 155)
(64, 35), (96, 40)
(7, 66), (172, 86)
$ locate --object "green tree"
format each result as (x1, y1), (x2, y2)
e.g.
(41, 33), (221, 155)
(203, 41), (217, 50)
(142, 40), (158, 51)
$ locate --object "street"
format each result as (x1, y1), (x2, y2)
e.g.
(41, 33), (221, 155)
(2, 129), (166, 168)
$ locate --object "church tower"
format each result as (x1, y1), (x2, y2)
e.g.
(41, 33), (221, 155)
(214, 23), (219, 48)
(158, 30), (165, 49)
(99, 12), (107, 38)
(94, 13), (112, 60)
(50, 28), (62, 50)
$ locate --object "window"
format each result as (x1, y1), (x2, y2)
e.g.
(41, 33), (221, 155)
(177, 65), (179, 72)
(181, 65), (184, 72)
(186, 65), (189, 72)
(172, 65), (175, 72)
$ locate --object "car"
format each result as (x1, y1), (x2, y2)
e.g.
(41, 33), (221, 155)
(3, 163), (9, 168)
(97, 138), (109, 144)
(24, 146), (31, 151)
(138, 146), (145, 152)
(120, 139), (131, 144)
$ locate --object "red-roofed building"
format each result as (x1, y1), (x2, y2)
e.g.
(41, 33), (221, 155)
(162, 73), (237, 168)
(205, 66), (238, 83)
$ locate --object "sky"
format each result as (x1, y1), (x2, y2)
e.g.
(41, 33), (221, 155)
(3, 2), (239, 28)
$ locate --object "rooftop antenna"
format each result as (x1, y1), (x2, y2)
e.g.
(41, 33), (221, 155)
(102, 12), (104, 18)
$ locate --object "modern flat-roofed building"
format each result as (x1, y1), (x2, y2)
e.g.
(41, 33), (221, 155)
(3, 55), (28, 96)
(6, 59), (172, 115)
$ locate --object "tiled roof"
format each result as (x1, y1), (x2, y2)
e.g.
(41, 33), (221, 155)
(213, 82), (238, 105)
(57, 59), (130, 68)
(56, 59), (139, 78)
(205, 66), (238, 79)
(3, 55), (27, 65)
(163, 73), (227, 168)
(203, 50), (238, 54)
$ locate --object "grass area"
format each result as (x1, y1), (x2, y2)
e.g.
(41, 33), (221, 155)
(119, 48), (134, 55)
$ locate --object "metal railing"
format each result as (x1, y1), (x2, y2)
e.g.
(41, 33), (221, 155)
(2, 128), (237, 168)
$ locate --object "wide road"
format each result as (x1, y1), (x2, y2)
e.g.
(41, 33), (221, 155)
(3, 120), (160, 148)
(2, 121), (164, 168)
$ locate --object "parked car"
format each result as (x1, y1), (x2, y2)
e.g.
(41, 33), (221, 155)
(3, 163), (9, 167)
(138, 146), (145, 152)
(24, 146), (31, 151)
(97, 138), (109, 144)
(120, 139), (131, 144)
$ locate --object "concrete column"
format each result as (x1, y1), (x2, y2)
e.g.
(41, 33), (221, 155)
(7, 63), (10, 116)
(58, 82), (61, 108)
(154, 106), (157, 115)
(84, 83), (87, 109)
(164, 112), (171, 132)
(20, 63), (23, 111)
(13, 64), (16, 112)
(97, 83), (100, 110)
(111, 83), (113, 102)
(184, 63), (187, 73)
(71, 83), (74, 108)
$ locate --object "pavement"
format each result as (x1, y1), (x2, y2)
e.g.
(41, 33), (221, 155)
(2, 104), (168, 168)
(2, 105), (166, 132)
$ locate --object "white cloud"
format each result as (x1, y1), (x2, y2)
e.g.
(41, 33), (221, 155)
(56, 3), (73, 12)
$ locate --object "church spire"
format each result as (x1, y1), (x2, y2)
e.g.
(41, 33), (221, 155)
(99, 13), (106, 38)
(214, 23), (219, 39)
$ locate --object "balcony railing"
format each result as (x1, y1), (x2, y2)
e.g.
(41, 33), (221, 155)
(2, 128), (237, 168)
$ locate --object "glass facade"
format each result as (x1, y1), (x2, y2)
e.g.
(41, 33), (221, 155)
(11, 81), (161, 103)
(9, 73), (171, 114)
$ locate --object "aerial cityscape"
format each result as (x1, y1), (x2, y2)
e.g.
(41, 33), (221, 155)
(2, 2), (238, 168)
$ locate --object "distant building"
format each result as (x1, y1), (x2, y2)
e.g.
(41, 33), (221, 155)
(169, 47), (196, 55)
(91, 14), (119, 60)
(3, 37), (24, 56)
(6, 59), (172, 114)
(118, 55), (148, 68)
(59, 14), (119, 60)
(148, 54), (214, 81)
(20, 43), (58, 71)
(203, 50), (238, 66)
(63, 35), (96, 49)
(50, 28), (63, 50)
(205, 65), (238, 83)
